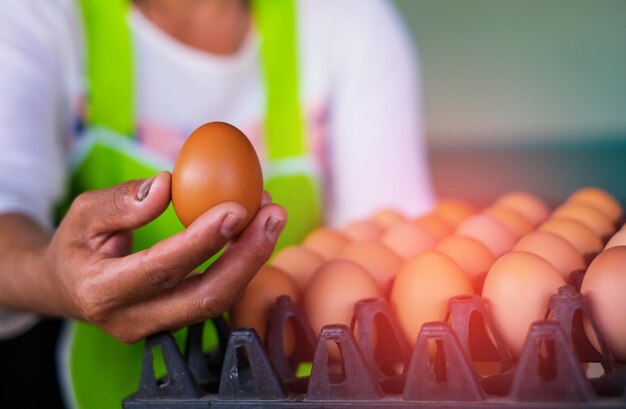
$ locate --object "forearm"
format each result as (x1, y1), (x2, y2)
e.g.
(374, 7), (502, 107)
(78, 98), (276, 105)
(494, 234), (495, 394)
(0, 213), (61, 315)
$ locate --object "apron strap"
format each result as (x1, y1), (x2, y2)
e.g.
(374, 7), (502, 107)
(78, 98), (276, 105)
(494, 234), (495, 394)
(253, 0), (307, 161)
(78, 0), (134, 136)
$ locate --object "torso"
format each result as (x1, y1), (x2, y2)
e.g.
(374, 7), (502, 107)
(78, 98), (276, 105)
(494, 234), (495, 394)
(68, 0), (332, 174)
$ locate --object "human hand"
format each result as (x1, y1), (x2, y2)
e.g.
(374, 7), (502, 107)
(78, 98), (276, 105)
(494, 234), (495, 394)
(44, 172), (286, 343)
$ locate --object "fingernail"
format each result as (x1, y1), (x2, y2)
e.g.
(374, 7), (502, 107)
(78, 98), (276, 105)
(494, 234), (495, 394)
(136, 176), (156, 201)
(220, 212), (244, 238)
(265, 216), (285, 242)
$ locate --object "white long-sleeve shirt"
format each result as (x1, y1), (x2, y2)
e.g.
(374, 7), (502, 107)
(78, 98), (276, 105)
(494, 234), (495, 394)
(0, 0), (434, 337)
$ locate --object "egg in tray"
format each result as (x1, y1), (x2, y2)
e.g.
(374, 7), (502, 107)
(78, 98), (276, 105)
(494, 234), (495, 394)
(124, 185), (626, 408)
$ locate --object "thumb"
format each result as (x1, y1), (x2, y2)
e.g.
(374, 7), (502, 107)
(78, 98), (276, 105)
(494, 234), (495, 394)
(72, 172), (172, 235)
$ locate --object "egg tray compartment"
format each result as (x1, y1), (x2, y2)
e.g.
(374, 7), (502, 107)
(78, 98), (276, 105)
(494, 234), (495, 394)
(123, 290), (626, 409)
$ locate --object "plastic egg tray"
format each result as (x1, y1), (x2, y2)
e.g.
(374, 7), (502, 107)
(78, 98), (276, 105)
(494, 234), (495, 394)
(123, 286), (626, 408)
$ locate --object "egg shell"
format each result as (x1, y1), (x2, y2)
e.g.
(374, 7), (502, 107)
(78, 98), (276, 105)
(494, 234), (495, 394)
(370, 208), (407, 229)
(455, 214), (516, 257)
(390, 250), (474, 346)
(341, 220), (384, 242)
(380, 221), (437, 260)
(605, 229), (626, 250)
(484, 205), (535, 239)
(433, 199), (475, 227)
(513, 231), (585, 279)
(303, 228), (351, 260)
(304, 260), (381, 337)
(172, 122), (263, 229)
(581, 246), (626, 361)
(435, 235), (495, 290)
(230, 265), (300, 354)
(270, 245), (325, 290)
(338, 241), (403, 293)
(538, 217), (603, 256)
(495, 191), (550, 225)
(552, 202), (615, 239)
(413, 214), (453, 242)
(482, 251), (565, 358)
(568, 187), (623, 223)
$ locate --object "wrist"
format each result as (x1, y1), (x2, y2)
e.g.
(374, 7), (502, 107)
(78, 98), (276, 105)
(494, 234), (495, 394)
(0, 214), (62, 316)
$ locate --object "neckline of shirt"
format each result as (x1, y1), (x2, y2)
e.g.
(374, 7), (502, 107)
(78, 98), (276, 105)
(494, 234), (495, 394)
(129, 6), (260, 71)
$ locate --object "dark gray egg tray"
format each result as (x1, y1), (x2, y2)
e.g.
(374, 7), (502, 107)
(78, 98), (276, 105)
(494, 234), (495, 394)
(123, 286), (626, 409)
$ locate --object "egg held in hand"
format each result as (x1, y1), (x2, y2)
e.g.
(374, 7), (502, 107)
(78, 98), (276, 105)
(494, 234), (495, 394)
(171, 122), (263, 231)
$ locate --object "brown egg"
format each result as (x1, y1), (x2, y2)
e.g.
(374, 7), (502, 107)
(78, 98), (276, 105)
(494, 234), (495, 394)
(413, 214), (453, 242)
(552, 202), (615, 239)
(303, 228), (350, 260)
(432, 198), (475, 227)
(495, 191), (550, 225)
(172, 122), (263, 229)
(568, 187), (623, 223)
(391, 250), (474, 346)
(435, 235), (495, 289)
(341, 220), (384, 241)
(605, 229), (626, 250)
(513, 231), (585, 279)
(538, 217), (603, 256)
(231, 265), (300, 352)
(484, 205), (535, 239)
(581, 246), (626, 361)
(482, 251), (566, 357)
(455, 214), (516, 257)
(380, 221), (437, 260)
(270, 245), (324, 290)
(338, 241), (403, 292)
(370, 208), (406, 228)
(304, 260), (381, 337)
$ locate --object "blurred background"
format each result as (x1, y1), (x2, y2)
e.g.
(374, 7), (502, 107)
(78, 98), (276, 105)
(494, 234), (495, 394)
(393, 0), (626, 206)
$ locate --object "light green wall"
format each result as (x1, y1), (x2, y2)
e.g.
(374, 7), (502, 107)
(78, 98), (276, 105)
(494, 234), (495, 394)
(393, 0), (626, 149)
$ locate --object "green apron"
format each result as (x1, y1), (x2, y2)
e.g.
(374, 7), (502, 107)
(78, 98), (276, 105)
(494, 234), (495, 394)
(63, 1), (322, 407)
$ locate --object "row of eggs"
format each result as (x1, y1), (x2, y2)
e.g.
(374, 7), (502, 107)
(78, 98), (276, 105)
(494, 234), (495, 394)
(231, 187), (626, 364)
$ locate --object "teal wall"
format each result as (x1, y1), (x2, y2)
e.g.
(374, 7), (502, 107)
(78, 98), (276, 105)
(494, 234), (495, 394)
(393, 0), (626, 149)
(393, 0), (626, 204)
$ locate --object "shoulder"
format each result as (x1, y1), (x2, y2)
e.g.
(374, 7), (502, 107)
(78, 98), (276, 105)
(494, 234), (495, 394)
(297, 0), (409, 38)
(0, 0), (80, 33)
(0, 0), (84, 95)
(0, 0), (82, 57)
(297, 0), (415, 68)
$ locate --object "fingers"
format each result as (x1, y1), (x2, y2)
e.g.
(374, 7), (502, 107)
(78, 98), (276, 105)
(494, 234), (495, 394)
(101, 203), (287, 342)
(199, 202), (287, 299)
(261, 190), (272, 206)
(70, 172), (172, 235)
(105, 201), (249, 300)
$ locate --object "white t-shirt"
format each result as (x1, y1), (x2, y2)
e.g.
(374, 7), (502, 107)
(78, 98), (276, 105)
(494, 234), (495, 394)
(0, 0), (434, 337)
